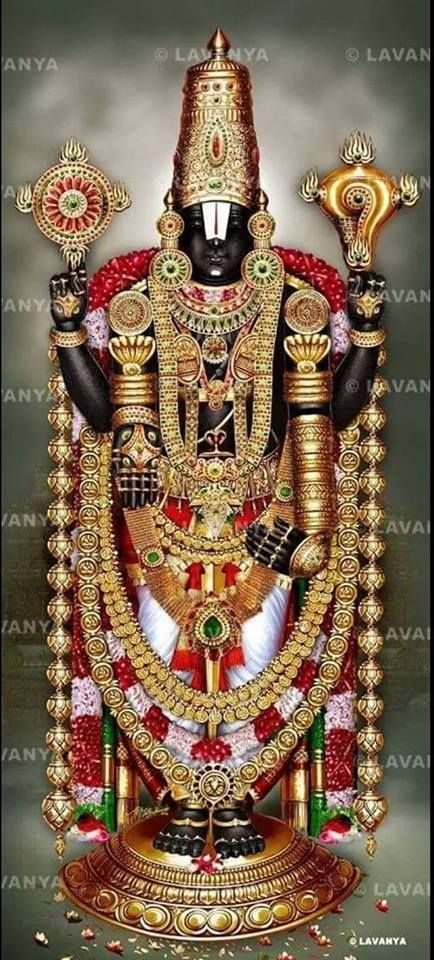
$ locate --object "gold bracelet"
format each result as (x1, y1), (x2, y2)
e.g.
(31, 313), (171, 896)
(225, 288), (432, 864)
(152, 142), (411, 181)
(283, 370), (333, 405)
(288, 533), (330, 579)
(348, 327), (385, 348)
(50, 326), (88, 348)
(290, 415), (337, 534)
(112, 405), (159, 430)
(110, 373), (158, 406)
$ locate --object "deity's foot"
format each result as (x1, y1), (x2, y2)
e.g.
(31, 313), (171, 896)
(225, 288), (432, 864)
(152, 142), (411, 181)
(213, 805), (265, 858)
(153, 804), (208, 857)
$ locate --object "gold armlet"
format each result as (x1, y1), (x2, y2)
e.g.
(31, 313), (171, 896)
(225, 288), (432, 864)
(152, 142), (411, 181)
(283, 370), (333, 404)
(112, 405), (159, 430)
(290, 414), (337, 534)
(348, 327), (385, 348)
(288, 533), (330, 579)
(110, 372), (158, 405)
(50, 326), (88, 348)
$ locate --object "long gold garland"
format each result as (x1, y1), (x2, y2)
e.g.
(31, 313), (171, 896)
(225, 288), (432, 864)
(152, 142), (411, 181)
(78, 421), (358, 806)
(99, 468), (337, 726)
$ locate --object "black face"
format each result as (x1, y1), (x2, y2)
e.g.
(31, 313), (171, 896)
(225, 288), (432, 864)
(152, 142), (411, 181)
(179, 202), (253, 285)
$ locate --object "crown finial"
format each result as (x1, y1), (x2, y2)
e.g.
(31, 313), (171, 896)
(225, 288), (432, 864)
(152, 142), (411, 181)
(207, 27), (231, 60)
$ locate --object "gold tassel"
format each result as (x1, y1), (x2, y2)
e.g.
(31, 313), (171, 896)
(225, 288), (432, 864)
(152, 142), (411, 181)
(116, 737), (139, 829)
(287, 740), (310, 832)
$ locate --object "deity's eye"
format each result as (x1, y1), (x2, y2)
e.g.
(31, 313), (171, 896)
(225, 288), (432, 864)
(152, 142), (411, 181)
(148, 431), (157, 443)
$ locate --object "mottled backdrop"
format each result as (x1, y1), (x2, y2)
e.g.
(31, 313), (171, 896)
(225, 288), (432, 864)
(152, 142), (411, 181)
(1, 0), (430, 957)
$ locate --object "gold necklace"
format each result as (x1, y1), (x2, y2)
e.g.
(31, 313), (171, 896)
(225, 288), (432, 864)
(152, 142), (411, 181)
(149, 272), (283, 493)
(170, 281), (262, 335)
(96, 437), (337, 725)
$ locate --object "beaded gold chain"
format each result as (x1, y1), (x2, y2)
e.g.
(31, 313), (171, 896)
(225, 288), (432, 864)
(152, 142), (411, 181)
(97, 440), (337, 725)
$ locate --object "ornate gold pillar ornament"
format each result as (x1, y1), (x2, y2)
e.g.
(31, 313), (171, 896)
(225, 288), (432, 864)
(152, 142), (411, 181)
(16, 144), (132, 856)
(301, 133), (420, 856)
(42, 345), (75, 859)
(354, 353), (388, 858)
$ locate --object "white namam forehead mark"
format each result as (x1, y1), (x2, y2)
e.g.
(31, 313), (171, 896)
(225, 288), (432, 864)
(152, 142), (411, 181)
(201, 201), (231, 240)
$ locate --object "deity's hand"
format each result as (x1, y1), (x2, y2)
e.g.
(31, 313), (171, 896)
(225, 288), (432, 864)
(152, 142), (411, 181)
(346, 269), (386, 327)
(49, 262), (88, 329)
(245, 518), (305, 575)
(112, 422), (161, 509)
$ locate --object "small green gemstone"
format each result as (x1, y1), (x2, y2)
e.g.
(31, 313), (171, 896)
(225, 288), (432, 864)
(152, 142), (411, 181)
(203, 615), (223, 639)
(146, 550), (160, 564)
(279, 484), (293, 500)
(208, 179), (223, 191)
(354, 194), (364, 203)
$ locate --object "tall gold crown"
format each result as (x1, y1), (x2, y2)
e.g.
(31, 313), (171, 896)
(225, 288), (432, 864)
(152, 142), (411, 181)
(172, 28), (261, 209)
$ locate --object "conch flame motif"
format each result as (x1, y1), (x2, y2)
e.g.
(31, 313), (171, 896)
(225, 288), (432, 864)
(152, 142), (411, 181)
(398, 173), (420, 207)
(59, 138), (89, 164)
(108, 334), (156, 373)
(113, 182), (132, 212)
(340, 130), (376, 165)
(347, 234), (371, 270)
(284, 333), (331, 371)
(299, 131), (420, 270)
(298, 168), (323, 203)
(15, 182), (33, 213)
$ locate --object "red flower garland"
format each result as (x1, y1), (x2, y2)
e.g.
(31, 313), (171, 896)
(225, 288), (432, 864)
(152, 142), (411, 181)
(325, 728), (356, 791)
(191, 738), (232, 763)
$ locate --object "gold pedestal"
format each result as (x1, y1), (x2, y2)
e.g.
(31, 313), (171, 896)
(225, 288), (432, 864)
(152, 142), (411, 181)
(60, 814), (360, 941)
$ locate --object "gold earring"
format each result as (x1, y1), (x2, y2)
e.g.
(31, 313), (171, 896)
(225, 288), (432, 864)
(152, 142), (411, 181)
(156, 188), (184, 249)
(247, 189), (275, 250)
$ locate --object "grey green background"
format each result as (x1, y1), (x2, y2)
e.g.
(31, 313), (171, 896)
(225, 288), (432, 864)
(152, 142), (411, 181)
(1, 0), (430, 957)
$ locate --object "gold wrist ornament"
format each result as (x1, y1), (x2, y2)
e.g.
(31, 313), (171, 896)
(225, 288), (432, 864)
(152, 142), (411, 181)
(288, 532), (330, 579)
(290, 415), (337, 534)
(112, 405), (159, 431)
(284, 333), (336, 535)
(349, 327), (385, 348)
(50, 326), (88, 348)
